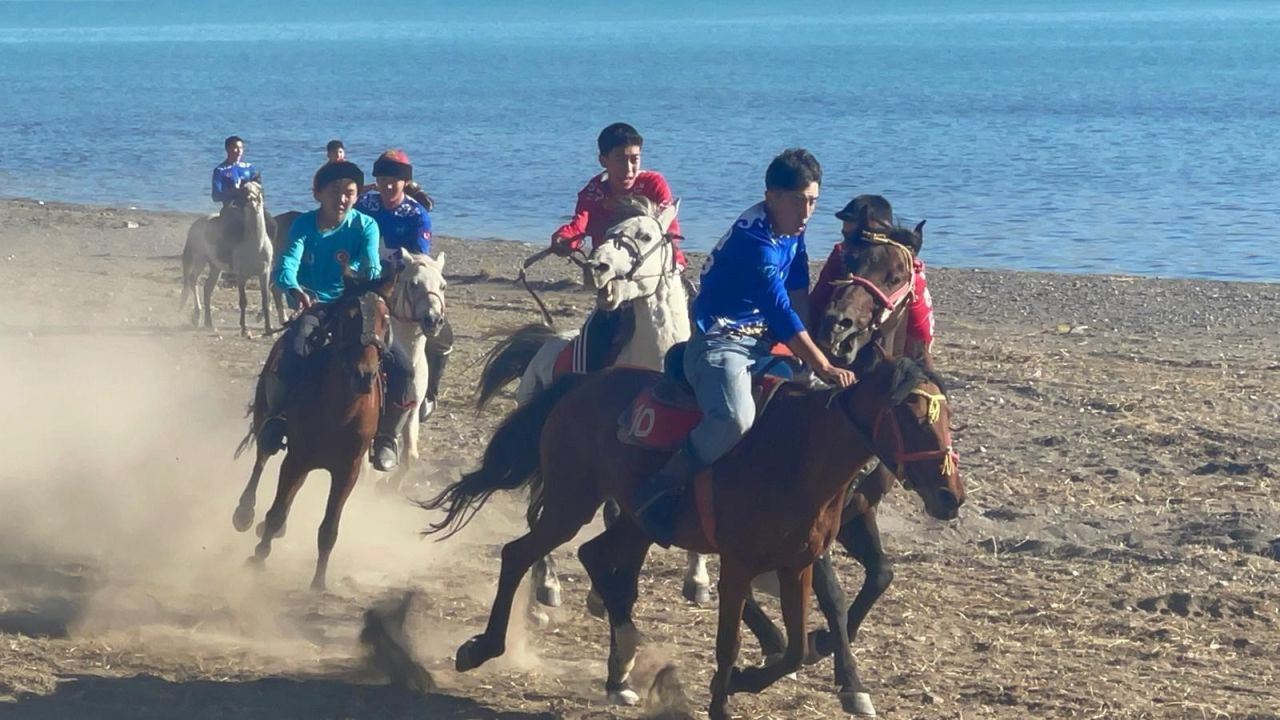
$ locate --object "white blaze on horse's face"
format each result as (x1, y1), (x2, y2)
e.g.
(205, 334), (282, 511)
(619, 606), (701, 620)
(588, 199), (680, 312)
(242, 181), (263, 211)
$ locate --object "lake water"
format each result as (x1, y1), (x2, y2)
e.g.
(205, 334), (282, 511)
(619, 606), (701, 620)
(1, 0), (1277, 280)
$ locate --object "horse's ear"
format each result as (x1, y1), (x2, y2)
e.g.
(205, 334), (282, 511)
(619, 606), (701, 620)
(658, 199), (680, 234)
(434, 251), (446, 269)
(913, 219), (926, 251)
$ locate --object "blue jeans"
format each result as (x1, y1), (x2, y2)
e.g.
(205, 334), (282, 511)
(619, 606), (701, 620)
(683, 330), (778, 465)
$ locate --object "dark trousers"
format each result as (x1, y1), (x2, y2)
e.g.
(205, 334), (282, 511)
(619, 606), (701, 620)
(578, 304), (635, 372)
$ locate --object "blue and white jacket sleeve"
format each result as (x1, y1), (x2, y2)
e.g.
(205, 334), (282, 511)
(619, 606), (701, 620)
(413, 208), (433, 254)
(353, 215), (383, 280)
(211, 167), (231, 203)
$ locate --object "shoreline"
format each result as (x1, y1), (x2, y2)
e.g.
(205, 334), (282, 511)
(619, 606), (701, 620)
(3, 195), (1275, 287)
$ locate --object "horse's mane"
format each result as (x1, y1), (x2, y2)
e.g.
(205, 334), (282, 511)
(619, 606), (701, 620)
(881, 356), (948, 403)
(607, 194), (661, 223)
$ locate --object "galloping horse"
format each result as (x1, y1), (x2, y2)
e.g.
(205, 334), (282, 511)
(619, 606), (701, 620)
(475, 196), (714, 611)
(383, 251), (448, 491)
(231, 272), (395, 591)
(180, 181), (281, 337)
(422, 351), (963, 720)
(743, 216), (946, 716)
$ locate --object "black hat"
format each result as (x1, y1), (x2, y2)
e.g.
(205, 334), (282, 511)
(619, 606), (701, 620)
(834, 194), (893, 224)
(372, 152), (413, 181)
(313, 160), (365, 192)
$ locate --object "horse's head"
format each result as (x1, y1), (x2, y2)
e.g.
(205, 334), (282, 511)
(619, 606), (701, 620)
(330, 275), (394, 394)
(587, 195), (680, 311)
(817, 221), (920, 364)
(393, 251), (448, 335)
(237, 180), (264, 212)
(841, 357), (964, 520)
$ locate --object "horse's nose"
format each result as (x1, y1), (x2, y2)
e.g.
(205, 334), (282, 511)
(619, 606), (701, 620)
(937, 488), (964, 514)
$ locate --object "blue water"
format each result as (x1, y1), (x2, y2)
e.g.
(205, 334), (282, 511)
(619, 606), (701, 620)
(1, 1), (1277, 281)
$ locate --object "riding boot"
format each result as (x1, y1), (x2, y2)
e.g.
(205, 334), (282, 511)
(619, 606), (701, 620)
(420, 350), (448, 422)
(371, 404), (414, 472)
(631, 445), (705, 549)
(257, 369), (289, 455)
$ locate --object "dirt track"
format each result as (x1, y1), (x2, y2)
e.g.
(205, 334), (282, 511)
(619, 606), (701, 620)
(0, 198), (1277, 719)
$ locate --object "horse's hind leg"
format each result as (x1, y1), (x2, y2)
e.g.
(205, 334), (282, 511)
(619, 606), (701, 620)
(683, 551), (711, 605)
(578, 515), (652, 706)
(456, 488), (598, 673)
(250, 451), (308, 566)
(741, 591), (786, 662)
(233, 450), (269, 532)
(311, 456), (361, 591)
(707, 556), (752, 720)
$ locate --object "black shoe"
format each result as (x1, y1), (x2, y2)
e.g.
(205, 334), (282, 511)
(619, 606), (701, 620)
(258, 416), (287, 455)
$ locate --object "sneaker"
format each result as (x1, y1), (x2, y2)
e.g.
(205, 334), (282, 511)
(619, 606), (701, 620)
(371, 436), (400, 472)
(418, 399), (436, 423)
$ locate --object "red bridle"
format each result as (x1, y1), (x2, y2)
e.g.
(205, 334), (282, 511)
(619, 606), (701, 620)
(872, 388), (959, 487)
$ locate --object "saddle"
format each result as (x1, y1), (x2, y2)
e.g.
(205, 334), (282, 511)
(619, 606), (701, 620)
(616, 342), (797, 453)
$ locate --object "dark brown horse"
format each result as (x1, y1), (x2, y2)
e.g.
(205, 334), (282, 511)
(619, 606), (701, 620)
(232, 273), (394, 590)
(741, 216), (944, 716)
(421, 353), (963, 720)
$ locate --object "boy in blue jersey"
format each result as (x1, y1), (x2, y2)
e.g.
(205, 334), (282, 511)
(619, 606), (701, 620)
(212, 135), (262, 250)
(633, 149), (857, 546)
(355, 149), (453, 421)
(260, 160), (417, 471)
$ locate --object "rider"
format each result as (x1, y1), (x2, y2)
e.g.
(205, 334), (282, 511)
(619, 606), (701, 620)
(550, 122), (687, 371)
(211, 135), (261, 241)
(259, 160), (417, 471)
(326, 139), (346, 162)
(632, 148), (857, 546)
(811, 194), (935, 362)
(355, 149), (453, 421)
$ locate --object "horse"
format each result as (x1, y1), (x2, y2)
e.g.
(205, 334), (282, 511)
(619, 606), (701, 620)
(740, 217), (939, 716)
(381, 251), (449, 492)
(473, 195), (713, 613)
(180, 181), (281, 337)
(421, 352), (963, 720)
(230, 272), (395, 591)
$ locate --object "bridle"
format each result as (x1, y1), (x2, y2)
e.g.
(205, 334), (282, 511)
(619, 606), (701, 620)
(389, 255), (447, 333)
(827, 230), (916, 334)
(827, 382), (959, 489)
(599, 223), (681, 282)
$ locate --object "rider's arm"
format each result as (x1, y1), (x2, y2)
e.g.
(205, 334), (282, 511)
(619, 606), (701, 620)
(412, 207), (433, 255)
(551, 184), (593, 250)
(211, 167), (230, 203)
(353, 214), (383, 279)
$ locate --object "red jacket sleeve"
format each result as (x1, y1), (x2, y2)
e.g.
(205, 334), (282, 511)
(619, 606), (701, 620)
(906, 259), (935, 348)
(808, 243), (846, 329)
(553, 188), (592, 250)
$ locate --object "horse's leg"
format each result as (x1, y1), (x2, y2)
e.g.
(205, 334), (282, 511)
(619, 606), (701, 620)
(250, 451), (308, 565)
(311, 456), (361, 591)
(707, 557), (751, 720)
(841, 509), (893, 642)
(741, 591), (786, 662)
(810, 552), (875, 716)
(728, 563), (812, 696)
(528, 482), (562, 612)
(238, 279), (250, 337)
(232, 449), (269, 532)
(258, 272), (272, 335)
(578, 514), (652, 707)
(456, 490), (597, 672)
(682, 551), (711, 605)
(202, 269), (220, 329)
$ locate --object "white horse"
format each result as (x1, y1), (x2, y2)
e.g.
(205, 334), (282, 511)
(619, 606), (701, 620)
(382, 251), (448, 491)
(180, 180), (281, 337)
(474, 196), (711, 619)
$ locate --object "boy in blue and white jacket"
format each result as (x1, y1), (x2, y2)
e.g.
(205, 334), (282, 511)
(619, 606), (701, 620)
(633, 149), (856, 547)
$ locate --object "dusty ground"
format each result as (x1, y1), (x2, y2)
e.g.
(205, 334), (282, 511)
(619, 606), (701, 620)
(0, 197), (1277, 720)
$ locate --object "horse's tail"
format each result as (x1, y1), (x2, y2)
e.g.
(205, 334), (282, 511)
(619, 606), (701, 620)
(233, 375), (266, 460)
(476, 323), (563, 410)
(421, 373), (589, 538)
(178, 223), (198, 310)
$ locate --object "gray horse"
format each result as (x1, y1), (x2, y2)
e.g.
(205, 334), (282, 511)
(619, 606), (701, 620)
(180, 180), (282, 336)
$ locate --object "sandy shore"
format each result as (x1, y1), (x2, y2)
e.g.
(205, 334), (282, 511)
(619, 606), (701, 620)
(0, 197), (1277, 719)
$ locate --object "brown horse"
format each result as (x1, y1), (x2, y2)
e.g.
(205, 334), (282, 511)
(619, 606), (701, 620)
(421, 353), (963, 720)
(232, 273), (394, 590)
(740, 217), (943, 716)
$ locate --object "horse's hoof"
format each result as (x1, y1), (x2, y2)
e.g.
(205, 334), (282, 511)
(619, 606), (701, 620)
(310, 577), (326, 592)
(232, 505), (255, 533)
(840, 691), (876, 717)
(527, 605), (550, 629)
(682, 578), (711, 605)
(535, 584), (562, 608)
(455, 635), (497, 672)
(255, 520), (285, 539)
(607, 688), (639, 706)
(585, 589), (606, 619)
(244, 556), (264, 570)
